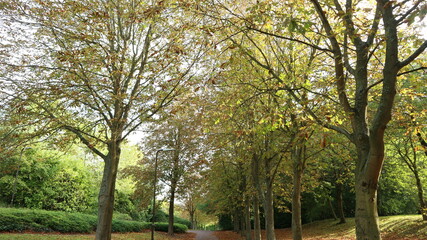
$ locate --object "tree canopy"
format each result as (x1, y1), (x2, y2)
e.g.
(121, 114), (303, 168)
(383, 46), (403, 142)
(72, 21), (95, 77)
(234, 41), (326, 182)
(1, 0), (426, 240)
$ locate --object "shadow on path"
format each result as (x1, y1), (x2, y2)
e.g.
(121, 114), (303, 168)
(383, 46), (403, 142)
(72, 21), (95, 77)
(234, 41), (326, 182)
(188, 230), (219, 240)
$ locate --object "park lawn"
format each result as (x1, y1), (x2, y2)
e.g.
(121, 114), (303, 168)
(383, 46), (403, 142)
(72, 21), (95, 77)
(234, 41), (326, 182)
(214, 215), (427, 240)
(0, 231), (196, 240)
(1, 215), (426, 240)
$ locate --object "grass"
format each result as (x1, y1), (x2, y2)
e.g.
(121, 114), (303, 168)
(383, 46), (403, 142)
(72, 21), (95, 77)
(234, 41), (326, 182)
(213, 215), (427, 240)
(0, 232), (196, 240)
(1, 215), (426, 240)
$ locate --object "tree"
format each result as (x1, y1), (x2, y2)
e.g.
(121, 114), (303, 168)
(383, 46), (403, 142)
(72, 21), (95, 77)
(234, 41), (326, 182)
(318, 136), (356, 224)
(140, 95), (206, 235)
(214, 0), (427, 238)
(0, 1), (202, 239)
(306, 0), (427, 238)
(388, 75), (427, 219)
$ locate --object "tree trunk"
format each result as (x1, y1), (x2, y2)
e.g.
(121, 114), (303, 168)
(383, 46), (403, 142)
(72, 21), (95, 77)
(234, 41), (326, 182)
(292, 146), (303, 240)
(168, 155), (180, 235)
(265, 181), (276, 240)
(251, 153), (262, 240)
(253, 196), (262, 240)
(95, 141), (121, 240)
(355, 175), (380, 240)
(189, 203), (196, 229)
(328, 198), (338, 221)
(414, 171), (427, 220)
(336, 183), (346, 224)
(240, 210), (245, 237)
(168, 185), (176, 235)
(245, 198), (253, 240)
(233, 210), (240, 233)
(354, 133), (385, 240)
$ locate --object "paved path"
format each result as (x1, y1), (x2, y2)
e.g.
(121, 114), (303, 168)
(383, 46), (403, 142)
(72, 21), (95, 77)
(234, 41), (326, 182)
(188, 230), (219, 240)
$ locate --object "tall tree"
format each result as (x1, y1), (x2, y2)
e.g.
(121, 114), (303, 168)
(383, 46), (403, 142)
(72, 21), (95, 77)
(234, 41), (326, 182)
(0, 1), (202, 239)
(306, 0), (427, 238)
(212, 0), (427, 239)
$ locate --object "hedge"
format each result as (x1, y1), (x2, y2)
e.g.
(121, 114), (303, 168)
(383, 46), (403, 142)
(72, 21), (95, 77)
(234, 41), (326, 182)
(0, 208), (187, 233)
(153, 222), (188, 233)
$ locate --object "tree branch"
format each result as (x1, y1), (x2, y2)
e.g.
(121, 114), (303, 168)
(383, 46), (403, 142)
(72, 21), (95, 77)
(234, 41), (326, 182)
(396, 0), (424, 23)
(246, 26), (333, 53)
(398, 40), (427, 68)
(310, 0), (353, 115)
(63, 125), (107, 159)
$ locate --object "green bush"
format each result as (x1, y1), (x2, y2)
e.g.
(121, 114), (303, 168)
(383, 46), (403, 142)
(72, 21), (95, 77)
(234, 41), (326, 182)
(0, 208), (96, 233)
(111, 219), (150, 232)
(113, 212), (133, 221)
(153, 209), (168, 222)
(0, 207), (187, 233)
(174, 215), (191, 228)
(153, 222), (188, 233)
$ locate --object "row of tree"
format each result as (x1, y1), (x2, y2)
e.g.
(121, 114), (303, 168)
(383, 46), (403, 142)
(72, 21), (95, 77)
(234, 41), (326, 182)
(1, 0), (426, 240)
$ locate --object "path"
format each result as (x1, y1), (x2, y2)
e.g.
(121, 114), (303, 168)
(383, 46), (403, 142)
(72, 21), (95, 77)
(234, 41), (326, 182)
(188, 230), (219, 240)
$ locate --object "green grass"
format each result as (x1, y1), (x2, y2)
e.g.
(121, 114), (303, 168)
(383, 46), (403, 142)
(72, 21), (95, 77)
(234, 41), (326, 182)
(0, 232), (185, 240)
(379, 215), (427, 239)
(299, 215), (427, 239)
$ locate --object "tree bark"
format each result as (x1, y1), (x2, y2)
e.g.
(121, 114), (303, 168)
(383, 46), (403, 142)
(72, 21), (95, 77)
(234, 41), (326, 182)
(414, 171), (427, 220)
(336, 183), (346, 224)
(265, 178), (276, 240)
(188, 200), (196, 229)
(168, 185), (176, 235)
(245, 198), (253, 240)
(233, 210), (241, 233)
(292, 145), (304, 240)
(168, 154), (180, 235)
(251, 153), (262, 240)
(240, 210), (245, 237)
(95, 141), (121, 240)
(253, 196), (262, 240)
(355, 174), (380, 240)
(328, 198), (338, 221)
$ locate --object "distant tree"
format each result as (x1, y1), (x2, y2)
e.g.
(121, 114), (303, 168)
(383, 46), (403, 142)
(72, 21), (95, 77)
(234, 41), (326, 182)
(388, 75), (427, 219)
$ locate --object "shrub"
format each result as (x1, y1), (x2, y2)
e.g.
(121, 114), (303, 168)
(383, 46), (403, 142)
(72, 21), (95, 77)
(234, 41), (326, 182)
(153, 209), (168, 222)
(113, 212), (133, 221)
(154, 222), (188, 233)
(0, 208), (96, 233)
(111, 219), (147, 232)
(174, 215), (191, 228)
(0, 207), (186, 233)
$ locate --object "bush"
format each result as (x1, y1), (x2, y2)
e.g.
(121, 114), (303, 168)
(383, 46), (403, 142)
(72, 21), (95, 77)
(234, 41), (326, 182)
(0, 208), (95, 233)
(113, 212), (133, 221)
(153, 209), (168, 222)
(154, 222), (188, 233)
(0, 207), (187, 233)
(111, 219), (150, 232)
(174, 215), (191, 228)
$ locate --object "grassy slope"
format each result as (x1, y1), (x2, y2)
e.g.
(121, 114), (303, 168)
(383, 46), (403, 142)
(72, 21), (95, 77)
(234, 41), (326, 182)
(301, 215), (427, 239)
(213, 215), (427, 240)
